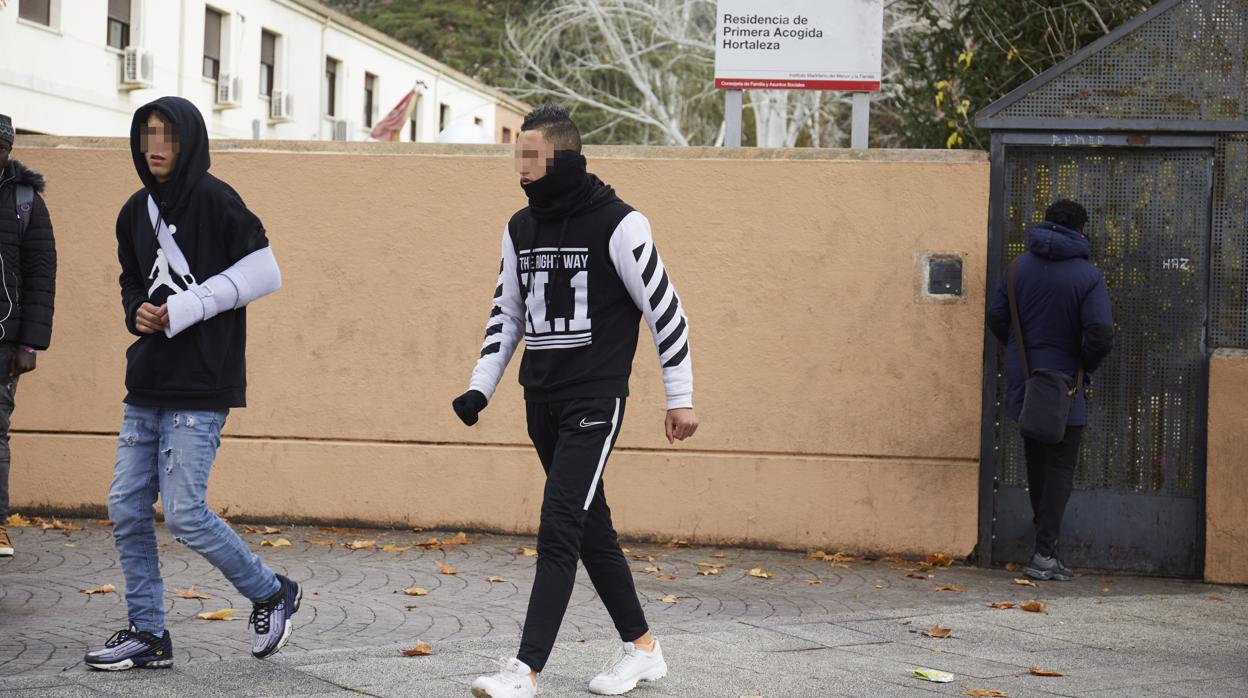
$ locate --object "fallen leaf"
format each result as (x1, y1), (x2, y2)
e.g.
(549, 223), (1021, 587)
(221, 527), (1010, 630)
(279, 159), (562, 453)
(709, 552), (726, 558)
(913, 668), (955, 683)
(437, 560), (457, 575)
(642, 565), (662, 574)
(664, 539), (690, 549)
(382, 545), (412, 553)
(403, 587), (429, 596)
(804, 579), (823, 585)
(1004, 562), (1021, 572)
(922, 625), (952, 639)
(962, 690), (1007, 697)
(419, 536), (441, 548)
(445, 532), (472, 545)
(696, 562), (727, 569)
(196, 608), (240, 621)
(658, 594), (678, 603)
(260, 538), (292, 548)
(926, 553), (954, 567)
(175, 586), (211, 600)
(697, 568), (720, 576)
(656, 574), (677, 581)
(1101, 587), (1110, 593)
(1020, 600), (1047, 613)
(345, 540), (376, 551)
(1013, 578), (1037, 587)
(64, 543), (76, 548)
(988, 602), (1016, 610)
(404, 604), (419, 609)
(93, 519), (113, 526)
(748, 567), (773, 579)
(807, 550), (851, 563)
(81, 584), (116, 595)
(487, 576), (506, 583)
(306, 539), (335, 546)
(935, 585), (965, 593)
(632, 554), (656, 562)
(907, 573), (934, 580)
(401, 641), (433, 656)
(244, 525), (283, 535)
(1027, 667), (1064, 677)
(514, 546), (538, 557)
(620, 546), (631, 554)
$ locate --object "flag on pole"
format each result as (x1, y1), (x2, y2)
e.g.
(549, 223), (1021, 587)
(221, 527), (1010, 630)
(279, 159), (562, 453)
(370, 85), (423, 141)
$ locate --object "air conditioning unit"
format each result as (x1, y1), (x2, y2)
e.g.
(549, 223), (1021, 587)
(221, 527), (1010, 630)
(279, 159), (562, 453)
(121, 47), (154, 89)
(332, 119), (351, 141)
(270, 90), (294, 122)
(215, 74), (242, 108)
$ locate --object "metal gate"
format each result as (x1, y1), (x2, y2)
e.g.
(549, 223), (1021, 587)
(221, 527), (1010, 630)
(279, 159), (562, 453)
(984, 140), (1212, 577)
(973, 0), (1248, 578)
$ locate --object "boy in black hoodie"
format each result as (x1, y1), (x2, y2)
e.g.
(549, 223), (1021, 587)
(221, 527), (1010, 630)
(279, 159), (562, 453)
(85, 97), (299, 671)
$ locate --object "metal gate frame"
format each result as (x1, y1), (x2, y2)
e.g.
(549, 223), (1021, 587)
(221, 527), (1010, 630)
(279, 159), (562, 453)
(974, 131), (1216, 572)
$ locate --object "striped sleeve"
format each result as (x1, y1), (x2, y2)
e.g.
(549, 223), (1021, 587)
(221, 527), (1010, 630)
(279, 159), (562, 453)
(609, 211), (693, 410)
(468, 225), (526, 401)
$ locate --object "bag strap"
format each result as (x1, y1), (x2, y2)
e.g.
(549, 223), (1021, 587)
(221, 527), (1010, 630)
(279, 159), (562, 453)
(15, 185), (33, 240)
(147, 195), (197, 287)
(1008, 257), (1086, 398)
(1005, 258), (1030, 377)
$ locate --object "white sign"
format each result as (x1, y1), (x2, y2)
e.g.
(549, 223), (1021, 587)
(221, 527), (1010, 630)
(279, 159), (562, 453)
(714, 0), (884, 92)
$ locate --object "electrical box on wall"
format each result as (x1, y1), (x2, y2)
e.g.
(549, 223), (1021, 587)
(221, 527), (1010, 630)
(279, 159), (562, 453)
(916, 252), (967, 304)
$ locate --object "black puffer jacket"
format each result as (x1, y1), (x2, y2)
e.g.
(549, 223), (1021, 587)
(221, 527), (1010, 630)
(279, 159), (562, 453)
(0, 160), (56, 349)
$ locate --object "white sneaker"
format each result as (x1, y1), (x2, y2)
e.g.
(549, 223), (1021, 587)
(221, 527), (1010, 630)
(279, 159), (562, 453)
(588, 640), (668, 695)
(471, 657), (536, 698)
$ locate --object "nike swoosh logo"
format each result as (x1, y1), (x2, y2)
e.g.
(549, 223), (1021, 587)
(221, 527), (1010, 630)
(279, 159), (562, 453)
(579, 418), (608, 428)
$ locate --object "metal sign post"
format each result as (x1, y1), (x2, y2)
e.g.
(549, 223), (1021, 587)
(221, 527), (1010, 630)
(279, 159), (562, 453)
(851, 92), (870, 149)
(724, 90), (744, 147)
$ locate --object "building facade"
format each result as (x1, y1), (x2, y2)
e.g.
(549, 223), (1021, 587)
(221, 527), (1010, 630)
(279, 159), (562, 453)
(1, 0), (527, 143)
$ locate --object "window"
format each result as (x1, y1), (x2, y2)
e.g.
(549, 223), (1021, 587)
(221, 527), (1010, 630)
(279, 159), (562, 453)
(410, 117), (418, 142)
(19, 0), (51, 25)
(107, 0), (130, 49)
(439, 103), (450, 132)
(364, 73), (377, 128)
(502, 127), (512, 144)
(474, 116), (484, 126)
(325, 58), (340, 117)
(260, 30), (276, 97)
(203, 8), (222, 80)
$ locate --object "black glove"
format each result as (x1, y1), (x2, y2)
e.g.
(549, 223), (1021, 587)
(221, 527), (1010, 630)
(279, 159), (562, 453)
(452, 390), (489, 426)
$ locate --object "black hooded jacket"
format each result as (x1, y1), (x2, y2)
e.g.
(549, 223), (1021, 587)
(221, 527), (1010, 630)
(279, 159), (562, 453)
(0, 159), (56, 349)
(116, 97), (270, 409)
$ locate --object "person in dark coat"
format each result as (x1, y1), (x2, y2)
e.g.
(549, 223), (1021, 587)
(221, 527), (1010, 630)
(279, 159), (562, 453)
(987, 200), (1115, 581)
(0, 114), (57, 558)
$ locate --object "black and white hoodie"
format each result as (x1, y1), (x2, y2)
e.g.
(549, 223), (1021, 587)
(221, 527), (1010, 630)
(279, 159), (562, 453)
(469, 152), (692, 409)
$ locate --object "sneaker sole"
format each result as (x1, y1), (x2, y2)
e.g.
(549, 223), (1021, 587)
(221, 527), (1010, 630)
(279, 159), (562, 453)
(0, 547), (13, 557)
(253, 583), (303, 659)
(1023, 567), (1072, 582)
(85, 656), (174, 671)
(589, 665), (668, 695)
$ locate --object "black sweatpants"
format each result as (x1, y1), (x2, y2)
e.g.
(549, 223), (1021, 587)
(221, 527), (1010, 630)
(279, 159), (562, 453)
(517, 397), (649, 673)
(1022, 426), (1084, 558)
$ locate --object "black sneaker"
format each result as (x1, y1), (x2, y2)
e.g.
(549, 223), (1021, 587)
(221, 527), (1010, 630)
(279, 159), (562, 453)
(1023, 553), (1074, 581)
(84, 623), (174, 671)
(250, 574), (302, 659)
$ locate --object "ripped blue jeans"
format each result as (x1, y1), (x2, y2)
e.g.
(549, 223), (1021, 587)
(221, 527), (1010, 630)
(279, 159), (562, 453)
(109, 405), (280, 635)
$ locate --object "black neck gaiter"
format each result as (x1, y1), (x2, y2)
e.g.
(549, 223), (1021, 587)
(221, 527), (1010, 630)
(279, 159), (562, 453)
(521, 150), (592, 222)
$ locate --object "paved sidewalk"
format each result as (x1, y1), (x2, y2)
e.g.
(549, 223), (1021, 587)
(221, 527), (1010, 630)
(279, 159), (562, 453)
(1, 517), (1245, 697)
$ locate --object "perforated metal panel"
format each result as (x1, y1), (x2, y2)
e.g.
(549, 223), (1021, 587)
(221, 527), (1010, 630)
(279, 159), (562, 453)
(1211, 135), (1248, 347)
(994, 0), (1248, 124)
(995, 148), (1210, 499)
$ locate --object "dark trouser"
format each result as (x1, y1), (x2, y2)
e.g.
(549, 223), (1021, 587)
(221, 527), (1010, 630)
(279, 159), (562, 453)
(1022, 425), (1084, 558)
(517, 397), (649, 673)
(0, 344), (19, 522)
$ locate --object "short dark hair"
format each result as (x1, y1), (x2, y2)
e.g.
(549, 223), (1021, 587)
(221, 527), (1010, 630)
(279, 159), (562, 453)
(521, 104), (581, 152)
(1045, 199), (1089, 232)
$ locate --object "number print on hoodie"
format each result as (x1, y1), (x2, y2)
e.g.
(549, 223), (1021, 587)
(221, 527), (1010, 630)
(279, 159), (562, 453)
(469, 179), (693, 409)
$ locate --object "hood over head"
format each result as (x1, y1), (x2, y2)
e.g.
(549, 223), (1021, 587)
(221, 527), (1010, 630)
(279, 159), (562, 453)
(1026, 220), (1091, 261)
(130, 96), (210, 214)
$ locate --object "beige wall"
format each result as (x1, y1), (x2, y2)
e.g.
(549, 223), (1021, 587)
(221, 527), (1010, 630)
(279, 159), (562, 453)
(1207, 349), (1248, 584)
(10, 138), (989, 555)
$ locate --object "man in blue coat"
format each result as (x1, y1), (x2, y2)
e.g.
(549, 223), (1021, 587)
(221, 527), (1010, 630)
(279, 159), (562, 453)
(987, 200), (1115, 581)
